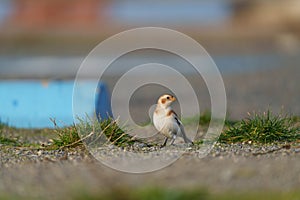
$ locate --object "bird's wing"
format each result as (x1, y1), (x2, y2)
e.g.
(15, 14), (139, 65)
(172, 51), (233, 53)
(168, 110), (183, 133)
(167, 110), (179, 124)
(171, 111), (192, 144)
(172, 112), (182, 127)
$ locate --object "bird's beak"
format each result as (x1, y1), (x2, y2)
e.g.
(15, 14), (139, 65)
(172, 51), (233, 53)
(171, 96), (176, 102)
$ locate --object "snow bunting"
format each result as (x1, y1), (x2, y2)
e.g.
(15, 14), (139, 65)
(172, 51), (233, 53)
(153, 94), (193, 146)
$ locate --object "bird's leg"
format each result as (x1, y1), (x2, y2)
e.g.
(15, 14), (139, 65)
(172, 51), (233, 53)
(161, 137), (168, 147)
(170, 135), (177, 145)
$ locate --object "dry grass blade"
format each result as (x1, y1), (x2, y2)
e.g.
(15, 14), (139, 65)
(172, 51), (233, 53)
(51, 117), (137, 149)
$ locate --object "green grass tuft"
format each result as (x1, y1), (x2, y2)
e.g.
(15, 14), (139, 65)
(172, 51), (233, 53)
(51, 117), (136, 149)
(0, 135), (20, 146)
(76, 117), (135, 148)
(219, 110), (300, 144)
(0, 122), (20, 146)
(99, 118), (135, 147)
(51, 124), (81, 149)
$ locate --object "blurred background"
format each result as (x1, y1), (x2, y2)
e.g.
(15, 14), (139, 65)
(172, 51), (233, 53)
(0, 0), (300, 127)
(1, 0), (299, 73)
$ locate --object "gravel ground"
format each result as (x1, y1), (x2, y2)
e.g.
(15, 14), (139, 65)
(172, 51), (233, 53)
(1, 141), (300, 199)
(1, 66), (300, 199)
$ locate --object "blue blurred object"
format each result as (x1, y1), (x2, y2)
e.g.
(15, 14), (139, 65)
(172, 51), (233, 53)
(0, 80), (112, 128)
(0, 80), (73, 128)
(95, 82), (113, 120)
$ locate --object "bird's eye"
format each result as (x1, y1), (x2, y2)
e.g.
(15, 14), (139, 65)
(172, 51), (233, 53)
(166, 96), (170, 100)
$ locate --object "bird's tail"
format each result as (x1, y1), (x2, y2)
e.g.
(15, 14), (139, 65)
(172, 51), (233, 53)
(180, 126), (193, 144)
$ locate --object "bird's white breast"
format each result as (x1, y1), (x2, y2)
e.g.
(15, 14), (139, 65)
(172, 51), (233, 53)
(153, 108), (180, 136)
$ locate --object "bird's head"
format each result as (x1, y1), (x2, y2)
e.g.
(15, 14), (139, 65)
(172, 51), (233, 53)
(157, 94), (176, 108)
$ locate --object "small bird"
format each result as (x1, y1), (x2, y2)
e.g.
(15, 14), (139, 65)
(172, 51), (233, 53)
(153, 94), (193, 147)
